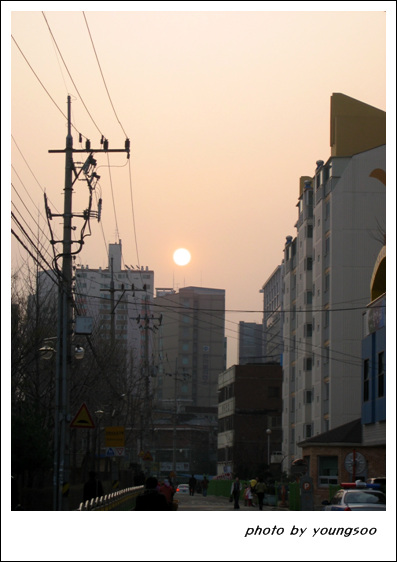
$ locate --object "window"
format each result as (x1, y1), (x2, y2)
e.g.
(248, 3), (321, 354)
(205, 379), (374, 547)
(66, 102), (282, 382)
(304, 323), (313, 338)
(305, 257), (313, 271)
(363, 359), (370, 402)
(325, 273), (330, 292)
(318, 456), (338, 486)
(325, 236), (330, 255)
(307, 224), (313, 238)
(378, 351), (385, 398)
(305, 423), (313, 438)
(305, 291), (312, 305)
(325, 201), (330, 220)
(304, 357), (312, 371)
(304, 390), (313, 404)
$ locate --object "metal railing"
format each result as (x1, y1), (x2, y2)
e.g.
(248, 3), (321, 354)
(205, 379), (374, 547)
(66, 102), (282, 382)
(77, 485), (144, 511)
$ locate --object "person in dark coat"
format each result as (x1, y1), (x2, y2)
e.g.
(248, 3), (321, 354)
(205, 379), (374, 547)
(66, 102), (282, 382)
(189, 474), (197, 496)
(83, 471), (104, 503)
(135, 477), (171, 510)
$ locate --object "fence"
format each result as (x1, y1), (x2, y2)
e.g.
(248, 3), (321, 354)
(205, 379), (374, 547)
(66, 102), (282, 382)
(77, 485), (144, 511)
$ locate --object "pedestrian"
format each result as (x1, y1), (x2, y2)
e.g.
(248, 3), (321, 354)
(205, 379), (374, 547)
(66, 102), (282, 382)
(202, 476), (209, 497)
(250, 476), (258, 506)
(134, 476), (171, 510)
(255, 476), (267, 510)
(83, 470), (104, 503)
(244, 483), (253, 506)
(159, 478), (175, 507)
(230, 476), (241, 509)
(189, 474), (197, 496)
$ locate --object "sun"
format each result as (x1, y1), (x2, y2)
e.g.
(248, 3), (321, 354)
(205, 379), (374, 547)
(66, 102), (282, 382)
(173, 248), (191, 266)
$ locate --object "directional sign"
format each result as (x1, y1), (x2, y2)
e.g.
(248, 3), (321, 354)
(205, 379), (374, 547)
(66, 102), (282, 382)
(70, 403), (95, 429)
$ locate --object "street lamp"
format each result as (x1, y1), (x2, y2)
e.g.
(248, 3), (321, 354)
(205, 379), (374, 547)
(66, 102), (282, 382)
(95, 410), (104, 474)
(266, 429), (272, 466)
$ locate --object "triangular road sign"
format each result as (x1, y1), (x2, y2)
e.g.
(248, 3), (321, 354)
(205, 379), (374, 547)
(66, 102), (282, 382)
(70, 403), (95, 429)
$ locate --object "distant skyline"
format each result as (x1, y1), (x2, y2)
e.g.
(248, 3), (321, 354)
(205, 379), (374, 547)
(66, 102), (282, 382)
(3, 2), (396, 561)
(7, 7), (391, 368)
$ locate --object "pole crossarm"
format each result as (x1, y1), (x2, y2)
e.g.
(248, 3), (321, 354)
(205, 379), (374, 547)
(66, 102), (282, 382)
(48, 148), (129, 154)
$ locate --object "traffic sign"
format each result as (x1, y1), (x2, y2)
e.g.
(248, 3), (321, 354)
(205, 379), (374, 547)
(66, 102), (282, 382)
(106, 447), (115, 457)
(70, 403), (95, 429)
(105, 426), (125, 447)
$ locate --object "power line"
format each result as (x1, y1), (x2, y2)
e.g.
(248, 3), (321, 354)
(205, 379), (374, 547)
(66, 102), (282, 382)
(11, 35), (86, 140)
(41, 11), (105, 139)
(83, 11), (128, 138)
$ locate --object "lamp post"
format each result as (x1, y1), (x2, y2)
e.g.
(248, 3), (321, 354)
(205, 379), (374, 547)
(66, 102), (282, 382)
(95, 410), (104, 474)
(266, 428), (272, 466)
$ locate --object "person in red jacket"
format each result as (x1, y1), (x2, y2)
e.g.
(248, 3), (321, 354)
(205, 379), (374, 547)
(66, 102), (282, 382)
(159, 478), (175, 506)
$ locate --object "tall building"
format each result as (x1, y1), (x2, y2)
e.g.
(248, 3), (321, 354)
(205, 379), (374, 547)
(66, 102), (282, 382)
(152, 286), (226, 409)
(282, 93), (386, 465)
(260, 264), (283, 364)
(238, 321), (263, 364)
(75, 241), (154, 370)
(150, 286), (226, 475)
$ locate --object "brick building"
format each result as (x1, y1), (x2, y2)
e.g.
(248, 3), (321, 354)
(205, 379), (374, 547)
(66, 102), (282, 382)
(298, 418), (386, 505)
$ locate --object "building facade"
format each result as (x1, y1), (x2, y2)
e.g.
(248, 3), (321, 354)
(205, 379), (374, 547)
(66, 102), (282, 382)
(238, 321), (264, 364)
(150, 286), (226, 475)
(261, 264), (283, 364)
(282, 94), (386, 466)
(217, 363), (283, 478)
(362, 245), (386, 447)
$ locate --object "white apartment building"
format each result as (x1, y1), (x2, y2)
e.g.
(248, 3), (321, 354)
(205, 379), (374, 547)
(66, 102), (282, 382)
(74, 241), (154, 370)
(281, 94), (386, 464)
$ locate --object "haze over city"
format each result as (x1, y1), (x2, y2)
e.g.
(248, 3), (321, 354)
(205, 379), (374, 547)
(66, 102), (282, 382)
(4, 3), (396, 561)
(7, 6), (389, 368)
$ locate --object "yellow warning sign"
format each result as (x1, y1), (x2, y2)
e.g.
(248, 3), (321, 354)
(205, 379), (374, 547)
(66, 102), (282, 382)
(105, 426), (125, 447)
(70, 403), (95, 429)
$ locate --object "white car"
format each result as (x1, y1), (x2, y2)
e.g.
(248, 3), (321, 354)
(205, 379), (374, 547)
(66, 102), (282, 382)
(175, 483), (189, 495)
(322, 482), (386, 511)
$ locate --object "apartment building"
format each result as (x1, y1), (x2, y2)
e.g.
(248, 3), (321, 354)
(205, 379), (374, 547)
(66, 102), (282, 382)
(282, 94), (386, 465)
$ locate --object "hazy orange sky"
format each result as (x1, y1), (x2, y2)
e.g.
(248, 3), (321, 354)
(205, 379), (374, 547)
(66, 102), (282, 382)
(6, 6), (391, 370)
(3, 0), (396, 559)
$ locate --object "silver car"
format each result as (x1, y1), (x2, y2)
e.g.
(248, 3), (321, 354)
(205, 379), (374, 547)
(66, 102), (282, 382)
(322, 487), (386, 511)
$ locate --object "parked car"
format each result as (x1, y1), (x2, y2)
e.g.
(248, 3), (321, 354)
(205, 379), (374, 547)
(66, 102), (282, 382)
(367, 477), (386, 493)
(322, 482), (386, 511)
(174, 483), (189, 496)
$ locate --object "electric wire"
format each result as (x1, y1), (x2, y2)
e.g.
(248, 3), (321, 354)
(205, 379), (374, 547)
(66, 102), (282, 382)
(82, 11), (128, 139)
(41, 11), (105, 139)
(11, 35), (87, 141)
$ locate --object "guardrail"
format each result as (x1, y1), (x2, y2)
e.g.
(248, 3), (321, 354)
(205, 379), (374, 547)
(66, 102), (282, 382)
(77, 485), (144, 511)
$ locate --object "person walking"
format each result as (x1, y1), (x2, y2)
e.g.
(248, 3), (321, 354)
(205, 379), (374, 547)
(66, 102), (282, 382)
(134, 476), (171, 510)
(83, 471), (104, 503)
(159, 478), (175, 507)
(202, 476), (209, 497)
(189, 474), (197, 496)
(255, 476), (267, 510)
(230, 476), (241, 509)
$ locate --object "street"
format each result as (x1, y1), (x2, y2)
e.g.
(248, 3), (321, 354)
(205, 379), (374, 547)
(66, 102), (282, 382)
(175, 493), (289, 511)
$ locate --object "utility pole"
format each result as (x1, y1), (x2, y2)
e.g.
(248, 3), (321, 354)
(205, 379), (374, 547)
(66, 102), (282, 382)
(49, 95), (129, 510)
(165, 362), (191, 474)
(133, 310), (162, 464)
